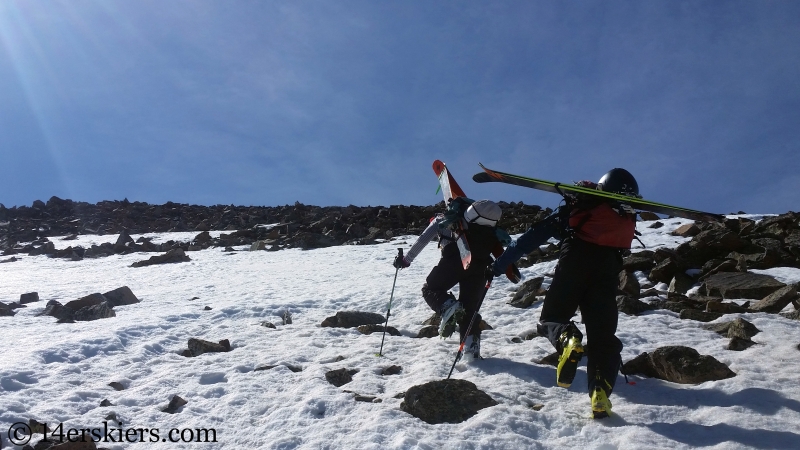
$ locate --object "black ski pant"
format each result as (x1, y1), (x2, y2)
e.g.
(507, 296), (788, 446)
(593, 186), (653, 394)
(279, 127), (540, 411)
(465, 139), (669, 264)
(421, 242), (489, 342)
(537, 238), (623, 397)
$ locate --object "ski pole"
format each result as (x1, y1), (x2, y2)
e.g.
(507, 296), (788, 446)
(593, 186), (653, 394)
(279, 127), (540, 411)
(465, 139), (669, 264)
(377, 248), (403, 357)
(447, 272), (494, 379)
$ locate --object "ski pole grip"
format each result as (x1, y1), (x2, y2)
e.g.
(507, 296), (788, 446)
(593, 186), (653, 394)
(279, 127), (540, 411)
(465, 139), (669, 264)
(397, 248), (403, 257)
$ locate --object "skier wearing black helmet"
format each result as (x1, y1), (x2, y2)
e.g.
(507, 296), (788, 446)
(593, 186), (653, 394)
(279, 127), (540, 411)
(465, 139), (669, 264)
(491, 168), (639, 419)
(394, 198), (510, 360)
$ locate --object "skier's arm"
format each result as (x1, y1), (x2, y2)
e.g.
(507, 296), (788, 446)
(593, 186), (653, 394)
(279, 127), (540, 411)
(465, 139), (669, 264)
(492, 214), (560, 276)
(401, 215), (444, 266)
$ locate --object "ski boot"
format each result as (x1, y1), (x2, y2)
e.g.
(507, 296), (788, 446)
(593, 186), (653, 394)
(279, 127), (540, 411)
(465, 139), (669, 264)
(462, 334), (481, 360)
(556, 329), (584, 388)
(591, 378), (613, 419)
(439, 298), (465, 338)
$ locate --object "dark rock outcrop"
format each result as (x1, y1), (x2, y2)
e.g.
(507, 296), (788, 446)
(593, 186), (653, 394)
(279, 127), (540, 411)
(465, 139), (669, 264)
(325, 368), (358, 387)
(507, 277), (545, 308)
(184, 338), (231, 357)
(400, 379), (498, 424)
(321, 311), (386, 328)
(621, 346), (736, 383)
(701, 272), (786, 299)
(131, 248), (191, 267)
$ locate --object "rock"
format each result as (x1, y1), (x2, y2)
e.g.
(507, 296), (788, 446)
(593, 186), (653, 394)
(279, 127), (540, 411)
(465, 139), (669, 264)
(357, 324), (400, 336)
(354, 394), (380, 403)
(65, 293), (107, 310)
(102, 286), (140, 307)
(749, 285), (798, 313)
(114, 229), (135, 252)
(185, 338), (231, 357)
(109, 382), (125, 391)
(261, 321), (276, 329)
(381, 365), (402, 376)
(400, 379), (498, 424)
(0, 302), (15, 317)
(649, 258), (680, 284)
(507, 277), (546, 308)
(131, 248), (191, 267)
(38, 300), (74, 321)
(20, 292), (40, 304)
(672, 223), (702, 237)
(701, 272), (786, 299)
(100, 399), (113, 407)
(320, 311), (386, 328)
(638, 211), (660, 221)
(73, 302), (116, 321)
(648, 221), (664, 229)
(679, 309), (723, 322)
(621, 346), (736, 383)
(705, 301), (749, 314)
(325, 368), (358, 387)
(781, 310), (800, 321)
(416, 326), (439, 338)
(704, 318), (760, 341)
(728, 336), (757, 351)
(616, 295), (654, 316)
(618, 271), (641, 296)
(282, 310), (292, 325)
(623, 251), (655, 272)
(162, 395), (188, 414)
(668, 272), (696, 295)
(536, 352), (560, 367)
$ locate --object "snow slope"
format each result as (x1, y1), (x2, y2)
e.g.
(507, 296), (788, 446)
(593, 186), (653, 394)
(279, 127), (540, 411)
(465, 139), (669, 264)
(2, 217), (800, 449)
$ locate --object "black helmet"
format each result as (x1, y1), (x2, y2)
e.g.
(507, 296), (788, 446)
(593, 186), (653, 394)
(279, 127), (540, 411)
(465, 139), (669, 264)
(597, 168), (640, 197)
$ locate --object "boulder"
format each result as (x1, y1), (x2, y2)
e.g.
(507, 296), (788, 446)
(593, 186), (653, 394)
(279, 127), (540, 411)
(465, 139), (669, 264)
(20, 292), (40, 304)
(668, 273), (696, 295)
(416, 326), (440, 338)
(103, 286), (140, 307)
(400, 379), (498, 424)
(73, 302), (116, 321)
(507, 277), (545, 308)
(38, 300), (75, 321)
(623, 251), (655, 272)
(185, 338), (231, 357)
(131, 248), (191, 267)
(672, 223), (701, 237)
(162, 395), (188, 414)
(728, 336), (757, 351)
(638, 211), (660, 221)
(621, 346), (736, 383)
(748, 285), (798, 313)
(0, 302), (15, 317)
(701, 272), (786, 299)
(703, 318), (760, 339)
(618, 270), (641, 296)
(321, 311), (386, 328)
(616, 295), (654, 316)
(679, 309), (723, 322)
(65, 293), (107, 310)
(325, 368), (358, 387)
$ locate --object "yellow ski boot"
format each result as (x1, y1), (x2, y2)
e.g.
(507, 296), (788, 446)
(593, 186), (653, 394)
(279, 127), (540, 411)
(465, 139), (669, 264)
(556, 332), (584, 388)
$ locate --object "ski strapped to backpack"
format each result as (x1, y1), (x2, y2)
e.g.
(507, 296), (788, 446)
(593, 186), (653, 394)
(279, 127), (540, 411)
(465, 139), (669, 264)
(472, 164), (725, 223)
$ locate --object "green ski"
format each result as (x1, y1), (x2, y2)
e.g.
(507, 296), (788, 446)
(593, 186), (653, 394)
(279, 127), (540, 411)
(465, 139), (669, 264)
(472, 164), (724, 223)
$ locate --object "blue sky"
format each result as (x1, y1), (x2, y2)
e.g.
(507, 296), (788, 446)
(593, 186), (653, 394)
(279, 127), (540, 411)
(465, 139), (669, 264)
(1, 1), (798, 214)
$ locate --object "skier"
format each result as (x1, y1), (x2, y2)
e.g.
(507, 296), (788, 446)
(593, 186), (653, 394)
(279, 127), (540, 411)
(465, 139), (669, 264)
(393, 198), (510, 360)
(490, 168), (639, 419)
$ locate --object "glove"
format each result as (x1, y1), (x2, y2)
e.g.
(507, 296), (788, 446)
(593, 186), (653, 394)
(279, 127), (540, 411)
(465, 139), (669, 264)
(574, 180), (598, 189)
(393, 254), (410, 269)
(486, 262), (501, 279)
